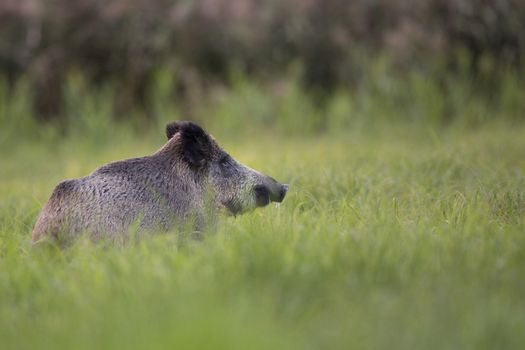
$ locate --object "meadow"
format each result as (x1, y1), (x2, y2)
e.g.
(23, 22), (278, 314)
(1, 74), (525, 349)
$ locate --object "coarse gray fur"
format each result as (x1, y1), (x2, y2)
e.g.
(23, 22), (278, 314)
(32, 121), (288, 244)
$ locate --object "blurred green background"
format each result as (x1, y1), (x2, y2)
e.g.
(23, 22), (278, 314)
(1, 0), (525, 136)
(1, 1), (525, 349)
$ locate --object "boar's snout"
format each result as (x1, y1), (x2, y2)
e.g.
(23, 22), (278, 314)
(254, 179), (288, 207)
(275, 184), (288, 203)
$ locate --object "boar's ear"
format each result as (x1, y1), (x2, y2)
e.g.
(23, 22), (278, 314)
(176, 121), (212, 169)
(166, 122), (181, 139)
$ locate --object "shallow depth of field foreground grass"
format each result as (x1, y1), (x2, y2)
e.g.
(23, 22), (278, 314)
(1, 121), (525, 349)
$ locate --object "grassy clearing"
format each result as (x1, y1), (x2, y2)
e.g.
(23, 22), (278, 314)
(1, 119), (525, 349)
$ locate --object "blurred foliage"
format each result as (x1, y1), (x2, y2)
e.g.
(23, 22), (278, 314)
(1, 61), (524, 146)
(0, 0), (524, 123)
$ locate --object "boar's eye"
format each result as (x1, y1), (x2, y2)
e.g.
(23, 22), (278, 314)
(219, 155), (231, 167)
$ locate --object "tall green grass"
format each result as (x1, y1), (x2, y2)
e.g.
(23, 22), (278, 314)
(1, 70), (525, 349)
